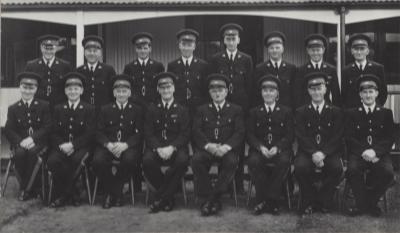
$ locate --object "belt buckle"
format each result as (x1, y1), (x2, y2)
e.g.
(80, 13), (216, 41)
(117, 130), (122, 142)
(69, 134), (73, 142)
(142, 86), (146, 96)
(367, 135), (372, 145)
(47, 86), (51, 96)
(267, 133), (273, 145)
(214, 128), (219, 140)
(186, 88), (191, 100)
(28, 127), (33, 136)
(316, 134), (321, 145)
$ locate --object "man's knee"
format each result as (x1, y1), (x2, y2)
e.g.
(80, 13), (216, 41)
(222, 152), (238, 170)
(174, 149), (189, 167)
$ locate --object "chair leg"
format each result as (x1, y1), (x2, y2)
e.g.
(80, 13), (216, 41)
(246, 180), (252, 207)
(181, 178), (187, 206)
(84, 165), (91, 205)
(232, 179), (238, 208)
(41, 164), (46, 203)
(92, 177), (98, 206)
(48, 172), (53, 205)
(383, 191), (388, 213)
(1, 159), (12, 197)
(341, 180), (350, 212)
(130, 177), (135, 206)
(145, 183), (150, 206)
(26, 157), (42, 194)
(286, 179), (292, 210)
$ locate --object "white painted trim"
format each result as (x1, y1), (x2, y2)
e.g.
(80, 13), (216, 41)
(1, 11), (78, 25)
(345, 9), (400, 24)
(76, 11), (85, 67)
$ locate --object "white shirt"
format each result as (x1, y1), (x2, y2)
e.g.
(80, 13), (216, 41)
(87, 61), (98, 71)
(162, 98), (174, 109)
(264, 102), (276, 113)
(270, 59), (282, 69)
(226, 49), (237, 61)
(116, 101), (128, 110)
(214, 100), (226, 111)
(22, 98), (33, 107)
(311, 60), (323, 70)
(43, 56), (55, 67)
(355, 60), (367, 71)
(312, 100), (325, 114)
(68, 100), (80, 110)
(363, 103), (376, 114)
(182, 56), (193, 66)
(139, 57), (149, 66)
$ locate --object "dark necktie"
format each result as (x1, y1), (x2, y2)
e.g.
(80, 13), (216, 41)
(164, 103), (169, 111)
(24, 102), (29, 109)
(46, 60), (51, 68)
(315, 105), (320, 114)
(358, 64), (363, 71)
(368, 107), (372, 115)
(315, 63), (319, 70)
(274, 62), (279, 73)
(268, 106), (272, 114)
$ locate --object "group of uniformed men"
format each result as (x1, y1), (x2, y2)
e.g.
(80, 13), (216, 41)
(4, 22), (396, 218)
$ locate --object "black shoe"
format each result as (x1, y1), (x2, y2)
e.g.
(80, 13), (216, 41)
(368, 205), (382, 217)
(163, 199), (174, 212)
(252, 202), (267, 216)
(347, 207), (364, 217)
(269, 205), (280, 216)
(300, 205), (313, 216)
(19, 191), (34, 201)
(71, 197), (81, 207)
(210, 200), (222, 215)
(200, 201), (213, 216)
(102, 195), (112, 209)
(149, 199), (164, 213)
(50, 197), (66, 208)
(114, 197), (123, 207)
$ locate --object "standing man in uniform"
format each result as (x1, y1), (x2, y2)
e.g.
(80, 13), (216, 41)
(247, 75), (294, 215)
(294, 34), (341, 108)
(93, 74), (143, 209)
(47, 72), (95, 207)
(142, 72), (190, 213)
(167, 29), (209, 115)
(254, 31), (297, 108)
(342, 34), (387, 108)
(209, 23), (253, 192)
(192, 74), (245, 216)
(76, 35), (116, 111)
(345, 74), (395, 217)
(4, 72), (52, 201)
(25, 34), (72, 108)
(294, 72), (344, 215)
(123, 32), (165, 108)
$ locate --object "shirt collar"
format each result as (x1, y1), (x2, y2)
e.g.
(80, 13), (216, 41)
(270, 59), (282, 68)
(182, 56), (193, 66)
(22, 98), (33, 107)
(87, 61), (98, 70)
(213, 100), (226, 110)
(311, 60), (323, 68)
(355, 60), (367, 70)
(162, 98), (174, 109)
(43, 56), (55, 67)
(312, 100), (325, 114)
(226, 49), (237, 60)
(68, 99), (80, 110)
(363, 102), (376, 113)
(116, 101), (128, 110)
(139, 57), (149, 66)
(264, 102), (276, 112)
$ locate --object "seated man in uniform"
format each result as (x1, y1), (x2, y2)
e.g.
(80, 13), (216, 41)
(247, 74), (294, 215)
(93, 74), (143, 209)
(192, 73), (245, 216)
(345, 74), (395, 217)
(47, 72), (95, 207)
(4, 72), (51, 201)
(142, 72), (190, 213)
(294, 72), (344, 215)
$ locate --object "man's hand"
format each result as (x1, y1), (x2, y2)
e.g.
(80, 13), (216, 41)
(157, 147), (168, 160)
(260, 145), (270, 157)
(362, 149), (377, 162)
(59, 142), (74, 156)
(205, 143), (219, 155)
(163, 145), (175, 160)
(312, 151), (325, 167)
(20, 137), (34, 150)
(113, 142), (129, 158)
(268, 146), (279, 158)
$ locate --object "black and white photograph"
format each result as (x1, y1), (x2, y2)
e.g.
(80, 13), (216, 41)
(0, 0), (400, 232)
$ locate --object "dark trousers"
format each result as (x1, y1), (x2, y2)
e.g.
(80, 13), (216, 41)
(247, 149), (291, 204)
(142, 148), (189, 201)
(235, 143), (245, 192)
(47, 147), (88, 199)
(347, 154), (394, 210)
(191, 149), (238, 201)
(294, 152), (343, 209)
(92, 147), (142, 198)
(14, 145), (44, 191)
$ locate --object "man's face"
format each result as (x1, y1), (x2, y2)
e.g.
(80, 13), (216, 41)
(41, 44), (57, 60)
(20, 83), (37, 101)
(179, 40), (196, 58)
(261, 87), (278, 104)
(84, 47), (102, 64)
(209, 87), (228, 103)
(307, 46), (325, 63)
(65, 85), (83, 102)
(158, 83), (175, 101)
(268, 43), (284, 61)
(224, 35), (240, 52)
(113, 87), (131, 103)
(351, 46), (369, 62)
(135, 44), (151, 60)
(308, 84), (326, 103)
(360, 88), (378, 106)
